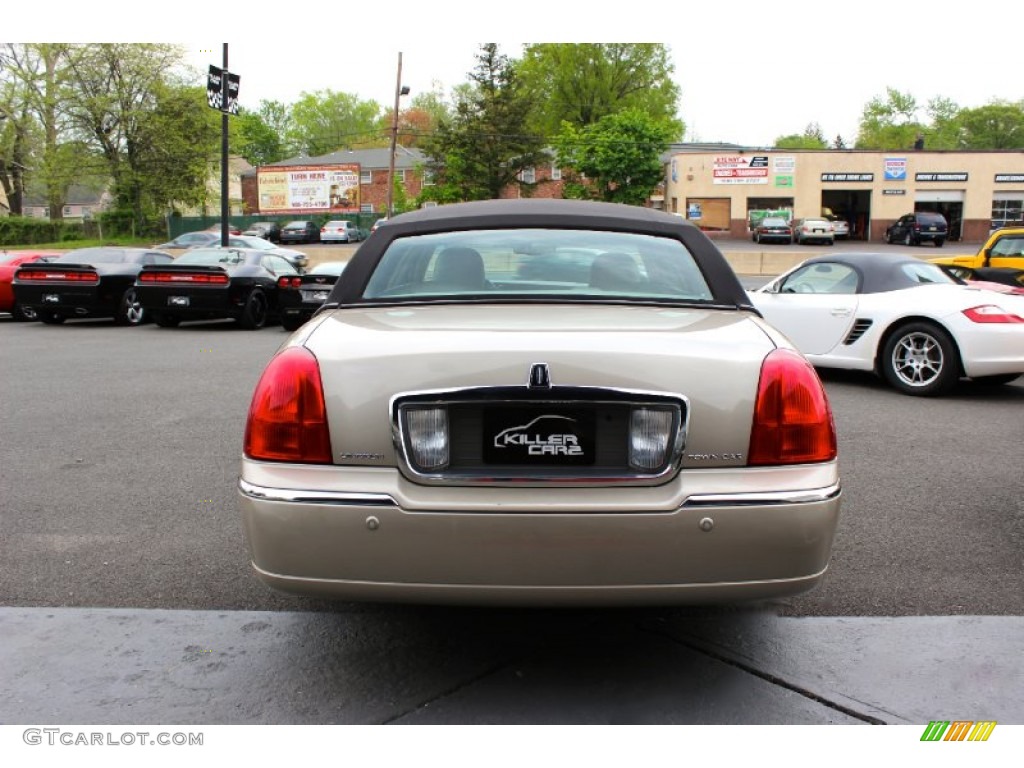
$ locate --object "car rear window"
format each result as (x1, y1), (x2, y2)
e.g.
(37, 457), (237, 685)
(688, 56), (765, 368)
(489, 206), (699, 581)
(55, 249), (128, 264)
(917, 213), (947, 225)
(361, 228), (714, 304)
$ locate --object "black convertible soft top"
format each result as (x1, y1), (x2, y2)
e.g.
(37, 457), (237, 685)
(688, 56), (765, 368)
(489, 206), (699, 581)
(795, 252), (958, 294)
(328, 199), (754, 310)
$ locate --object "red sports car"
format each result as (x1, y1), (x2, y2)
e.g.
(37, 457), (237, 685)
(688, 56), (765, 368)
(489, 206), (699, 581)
(0, 250), (62, 321)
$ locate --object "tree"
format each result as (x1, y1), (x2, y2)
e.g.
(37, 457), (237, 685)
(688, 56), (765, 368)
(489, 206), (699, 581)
(956, 102), (1024, 149)
(519, 44), (683, 139)
(774, 123), (828, 149)
(420, 44), (546, 202)
(285, 90), (381, 156)
(235, 107), (286, 166)
(555, 108), (675, 206)
(62, 43), (207, 230)
(855, 87), (927, 149)
(0, 43), (84, 219)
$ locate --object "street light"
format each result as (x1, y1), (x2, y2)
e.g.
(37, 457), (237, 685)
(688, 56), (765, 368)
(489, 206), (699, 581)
(386, 52), (410, 218)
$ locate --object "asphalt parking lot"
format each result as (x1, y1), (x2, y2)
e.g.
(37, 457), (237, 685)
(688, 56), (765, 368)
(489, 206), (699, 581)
(1, 247), (1022, 728)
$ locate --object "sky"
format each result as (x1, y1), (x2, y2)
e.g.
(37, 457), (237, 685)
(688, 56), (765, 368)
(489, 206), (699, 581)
(8, 0), (1020, 148)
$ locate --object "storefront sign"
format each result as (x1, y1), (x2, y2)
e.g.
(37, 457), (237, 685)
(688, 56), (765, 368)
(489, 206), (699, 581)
(773, 156), (796, 174)
(995, 174), (1024, 183)
(884, 158), (907, 181)
(915, 172), (968, 182)
(774, 176), (794, 187)
(882, 189), (906, 196)
(713, 155), (769, 184)
(821, 173), (874, 182)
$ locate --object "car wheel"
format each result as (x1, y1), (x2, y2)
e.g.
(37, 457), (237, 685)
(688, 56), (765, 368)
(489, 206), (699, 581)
(934, 239), (945, 248)
(970, 373), (1020, 386)
(281, 315), (304, 332)
(885, 230), (893, 244)
(115, 287), (146, 326)
(39, 312), (65, 325)
(881, 322), (960, 396)
(904, 232), (914, 246)
(239, 289), (268, 330)
(154, 313), (180, 328)
(12, 303), (38, 322)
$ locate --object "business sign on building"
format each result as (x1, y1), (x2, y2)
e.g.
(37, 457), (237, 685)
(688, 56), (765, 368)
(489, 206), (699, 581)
(257, 164), (360, 214)
(773, 156), (796, 174)
(713, 155), (769, 184)
(821, 173), (874, 182)
(995, 174), (1024, 183)
(915, 172), (968, 182)
(884, 158), (907, 181)
(883, 189), (907, 196)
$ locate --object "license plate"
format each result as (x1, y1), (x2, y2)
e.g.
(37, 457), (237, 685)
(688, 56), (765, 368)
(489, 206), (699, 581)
(300, 289), (330, 303)
(168, 296), (190, 307)
(43, 294), (60, 303)
(928, 226), (936, 231)
(483, 407), (595, 466)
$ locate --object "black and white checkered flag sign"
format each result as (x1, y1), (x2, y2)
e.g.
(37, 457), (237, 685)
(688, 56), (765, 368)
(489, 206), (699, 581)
(206, 66), (240, 115)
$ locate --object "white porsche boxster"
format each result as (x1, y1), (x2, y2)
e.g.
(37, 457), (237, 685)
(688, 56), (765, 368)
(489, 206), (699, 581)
(750, 253), (1024, 396)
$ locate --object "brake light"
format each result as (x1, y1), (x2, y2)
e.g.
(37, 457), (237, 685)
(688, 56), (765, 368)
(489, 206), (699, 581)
(139, 271), (229, 284)
(18, 269), (99, 283)
(244, 346), (332, 464)
(277, 276), (302, 288)
(749, 349), (837, 465)
(963, 305), (1024, 324)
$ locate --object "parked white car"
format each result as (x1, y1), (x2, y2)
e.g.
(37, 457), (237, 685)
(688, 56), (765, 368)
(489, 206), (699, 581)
(750, 252), (1024, 396)
(320, 220), (363, 243)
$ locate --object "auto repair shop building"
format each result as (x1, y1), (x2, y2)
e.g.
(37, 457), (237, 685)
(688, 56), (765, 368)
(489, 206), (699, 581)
(663, 147), (1024, 243)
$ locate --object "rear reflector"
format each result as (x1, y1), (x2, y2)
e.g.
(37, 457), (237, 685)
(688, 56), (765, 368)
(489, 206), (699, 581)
(244, 346), (333, 464)
(749, 349), (837, 466)
(139, 271), (229, 284)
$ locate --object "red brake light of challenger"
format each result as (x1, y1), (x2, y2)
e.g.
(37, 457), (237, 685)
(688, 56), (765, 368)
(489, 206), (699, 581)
(244, 346), (333, 464)
(139, 272), (229, 284)
(18, 269), (99, 283)
(748, 349), (837, 465)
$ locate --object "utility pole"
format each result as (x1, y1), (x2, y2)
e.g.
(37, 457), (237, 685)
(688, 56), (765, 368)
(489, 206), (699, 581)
(386, 52), (409, 219)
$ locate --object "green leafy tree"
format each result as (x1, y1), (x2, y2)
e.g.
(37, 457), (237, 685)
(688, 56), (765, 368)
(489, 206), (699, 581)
(235, 107), (286, 166)
(519, 44), (683, 138)
(855, 87), (927, 149)
(956, 102), (1024, 149)
(774, 122), (828, 149)
(285, 90), (381, 156)
(555, 108), (675, 206)
(62, 43), (209, 230)
(420, 44), (546, 202)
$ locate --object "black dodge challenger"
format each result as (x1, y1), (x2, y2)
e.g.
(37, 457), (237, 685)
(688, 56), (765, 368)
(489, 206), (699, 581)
(12, 247), (174, 325)
(276, 260), (349, 331)
(135, 247), (298, 329)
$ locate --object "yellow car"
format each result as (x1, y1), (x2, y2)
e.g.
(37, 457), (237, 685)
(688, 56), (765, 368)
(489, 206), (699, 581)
(931, 226), (1024, 272)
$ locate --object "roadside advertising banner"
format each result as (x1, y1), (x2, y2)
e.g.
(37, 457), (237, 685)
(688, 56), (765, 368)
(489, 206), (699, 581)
(257, 165), (360, 214)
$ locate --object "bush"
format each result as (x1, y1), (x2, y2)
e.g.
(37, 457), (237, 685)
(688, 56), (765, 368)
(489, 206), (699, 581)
(0, 216), (84, 247)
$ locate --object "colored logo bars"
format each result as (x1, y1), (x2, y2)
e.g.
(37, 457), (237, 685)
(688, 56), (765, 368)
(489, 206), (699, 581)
(921, 721), (997, 742)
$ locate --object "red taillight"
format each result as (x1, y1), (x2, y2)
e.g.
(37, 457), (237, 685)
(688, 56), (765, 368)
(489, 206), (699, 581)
(19, 269), (99, 283)
(277, 276), (302, 288)
(139, 271), (229, 284)
(749, 349), (837, 465)
(963, 305), (1024, 324)
(244, 346), (333, 464)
